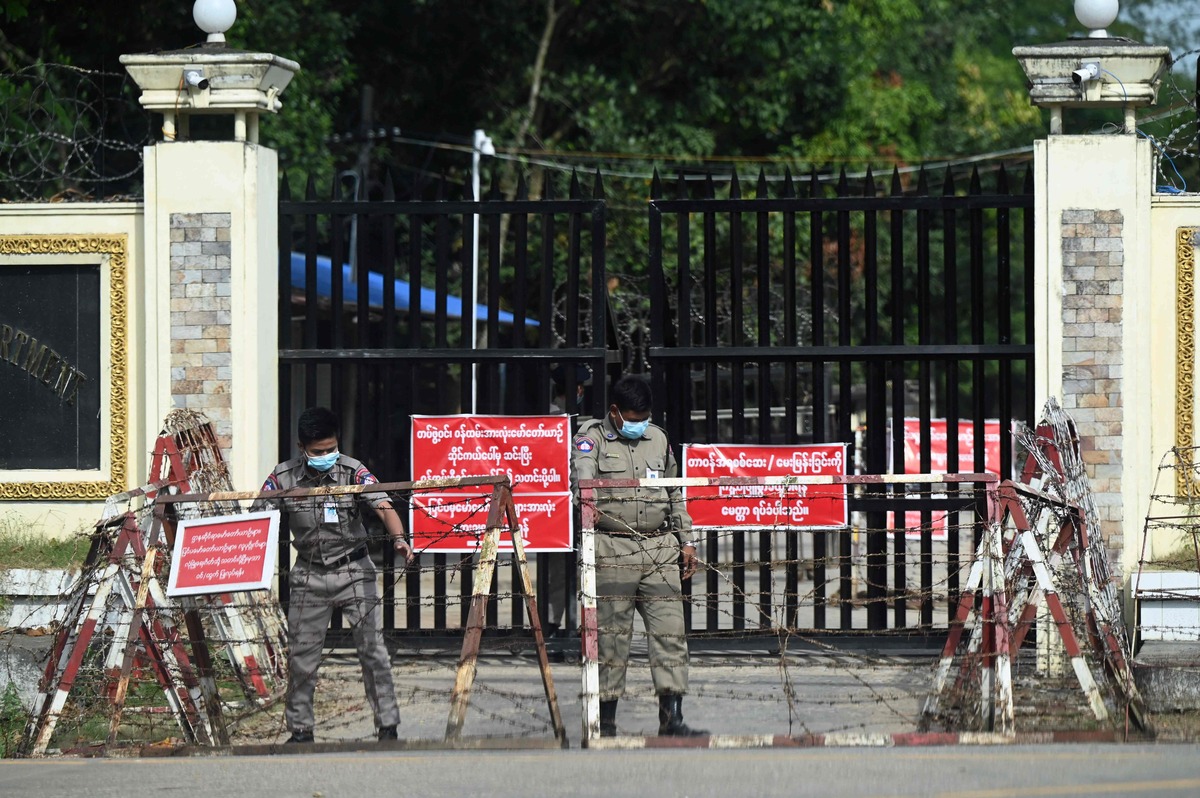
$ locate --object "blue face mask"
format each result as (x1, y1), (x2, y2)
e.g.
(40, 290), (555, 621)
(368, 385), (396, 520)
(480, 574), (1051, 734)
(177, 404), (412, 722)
(616, 410), (649, 440)
(306, 450), (339, 472)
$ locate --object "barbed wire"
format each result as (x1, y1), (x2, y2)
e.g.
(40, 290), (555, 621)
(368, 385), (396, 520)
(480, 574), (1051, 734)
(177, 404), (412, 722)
(3, 471), (1192, 754)
(0, 64), (152, 202)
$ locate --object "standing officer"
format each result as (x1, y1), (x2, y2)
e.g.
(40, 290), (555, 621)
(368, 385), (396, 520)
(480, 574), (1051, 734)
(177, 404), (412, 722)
(256, 406), (414, 744)
(571, 375), (706, 737)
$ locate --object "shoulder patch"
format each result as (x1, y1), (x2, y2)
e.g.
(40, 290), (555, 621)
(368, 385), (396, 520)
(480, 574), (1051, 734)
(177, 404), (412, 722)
(574, 436), (595, 453)
(355, 465), (379, 486)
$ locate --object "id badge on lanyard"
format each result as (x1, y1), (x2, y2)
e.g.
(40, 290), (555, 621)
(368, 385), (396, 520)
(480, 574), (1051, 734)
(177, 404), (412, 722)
(323, 503), (339, 524)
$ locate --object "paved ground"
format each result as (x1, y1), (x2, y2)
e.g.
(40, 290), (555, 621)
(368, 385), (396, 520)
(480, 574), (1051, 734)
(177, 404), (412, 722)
(12, 627), (1197, 754)
(221, 640), (1189, 750)
(5, 742), (1200, 798)
(229, 648), (937, 747)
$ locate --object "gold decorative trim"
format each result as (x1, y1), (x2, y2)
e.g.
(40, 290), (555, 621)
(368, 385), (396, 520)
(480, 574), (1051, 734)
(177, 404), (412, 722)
(0, 235), (128, 500)
(1177, 227), (1198, 498)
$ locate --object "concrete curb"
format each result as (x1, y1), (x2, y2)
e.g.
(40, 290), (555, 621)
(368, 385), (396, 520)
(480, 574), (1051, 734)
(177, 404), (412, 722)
(584, 730), (1132, 749)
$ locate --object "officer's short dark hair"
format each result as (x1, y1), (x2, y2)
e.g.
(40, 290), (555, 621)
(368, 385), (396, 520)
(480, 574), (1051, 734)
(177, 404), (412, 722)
(611, 375), (652, 414)
(297, 406), (340, 444)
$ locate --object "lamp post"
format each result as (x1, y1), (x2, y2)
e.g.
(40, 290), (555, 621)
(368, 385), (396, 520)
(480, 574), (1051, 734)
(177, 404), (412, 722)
(470, 128), (495, 413)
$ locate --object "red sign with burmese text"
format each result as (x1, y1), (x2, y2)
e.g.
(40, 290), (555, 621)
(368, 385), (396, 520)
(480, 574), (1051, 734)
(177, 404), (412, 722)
(891, 418), (1002, 541)
(682, 444), (849, 529)
(410, 415), (573, 552)
(166, 510), (280, 597)
(898, 418), (1001, 475)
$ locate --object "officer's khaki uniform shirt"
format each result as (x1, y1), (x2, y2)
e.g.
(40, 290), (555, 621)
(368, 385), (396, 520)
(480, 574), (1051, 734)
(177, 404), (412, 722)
(257, 454), (388, 566)
(572, 416), (692, 542)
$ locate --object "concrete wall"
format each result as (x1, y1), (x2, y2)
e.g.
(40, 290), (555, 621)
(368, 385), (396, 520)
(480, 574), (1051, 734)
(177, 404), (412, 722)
(1036, 134), (1200, 579)
(0, 204), (144, 536)
(0, 141), (279, 539)
(1147, 197), (1200, 562)
(1034, 135), (1157, 580)
(143, 141), (279, 492)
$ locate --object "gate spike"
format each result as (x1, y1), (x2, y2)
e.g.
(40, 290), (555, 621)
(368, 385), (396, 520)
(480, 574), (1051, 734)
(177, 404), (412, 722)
(941, 166), (956, 196)
(304, 175), (317, 201)
(969, 165), (982, 195)
(782, 168), (795, 199)
(729, 171), (741, 199)
(280, 174), (292, 201)
(650, 169), (662, 199)
(864, 166), (876, 197)
(516, 172), (529, 200)
(808, 167), (821, 198)
(836, 167), (849, 196)
(569, 170), (582, 199)
(756, 168), (768, 198)
(997, 164), (1009, 194)
(917, 166), (929, 196)
(382, 170), (396, 201)
(591, 169), (604, 199)
(488, 172), (502, 200)
(543, 172), (556, 200)
(890, 166), (902, 196)
(675, 170), (687, 200)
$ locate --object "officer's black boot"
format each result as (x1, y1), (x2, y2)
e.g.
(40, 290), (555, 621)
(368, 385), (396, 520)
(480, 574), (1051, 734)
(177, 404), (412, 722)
(599, 699), (618, 737)
(657, 694), (707, 737)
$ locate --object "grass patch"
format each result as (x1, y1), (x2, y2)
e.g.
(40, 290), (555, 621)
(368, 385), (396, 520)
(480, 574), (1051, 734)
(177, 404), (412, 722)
(1143, 539), (1200, 572)
(0, 526), (89, 571)
(1, 682), (27, 757)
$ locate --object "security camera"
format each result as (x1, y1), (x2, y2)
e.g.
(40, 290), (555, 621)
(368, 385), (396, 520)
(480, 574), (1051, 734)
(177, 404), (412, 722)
(183, 68), (210, 91)
(1071, 62), (1101, 85)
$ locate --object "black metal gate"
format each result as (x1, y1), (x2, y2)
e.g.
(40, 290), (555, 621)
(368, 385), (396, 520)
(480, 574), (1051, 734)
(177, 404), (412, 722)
(277, 173), (608, 638)
(647, 166), (1034, 635)
(278, 162), (1034, 640)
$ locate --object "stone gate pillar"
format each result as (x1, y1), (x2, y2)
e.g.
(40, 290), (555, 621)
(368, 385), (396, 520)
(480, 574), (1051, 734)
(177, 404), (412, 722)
(121, 12), (298, 490)
(1014, 10), (1170, 583)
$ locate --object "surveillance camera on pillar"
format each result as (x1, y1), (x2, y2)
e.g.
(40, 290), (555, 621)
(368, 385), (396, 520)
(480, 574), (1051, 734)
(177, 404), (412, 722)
(120, 0), (300, 144)
(1012, 0), (1171, 135)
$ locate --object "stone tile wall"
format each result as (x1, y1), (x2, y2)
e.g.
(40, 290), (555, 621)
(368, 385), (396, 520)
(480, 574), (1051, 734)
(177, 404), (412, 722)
(169, 212), (232, 454)
(1060, 208), (1123, 568)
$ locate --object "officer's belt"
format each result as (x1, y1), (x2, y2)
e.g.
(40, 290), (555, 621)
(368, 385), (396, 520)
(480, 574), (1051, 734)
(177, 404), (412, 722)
(299, 544), (370, 570)
(596, 526), (672, 539)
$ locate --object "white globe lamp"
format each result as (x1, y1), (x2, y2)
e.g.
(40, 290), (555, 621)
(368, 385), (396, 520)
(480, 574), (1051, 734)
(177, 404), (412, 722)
(193, 0), (238, 44)
(1075, 0), (1119, 39)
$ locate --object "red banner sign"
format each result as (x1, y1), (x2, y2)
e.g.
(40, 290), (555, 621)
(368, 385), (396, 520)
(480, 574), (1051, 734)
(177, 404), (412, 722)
(166, 510), (280, 596)
(682, 443), (849, 529)
(898, 418), (1001, 475)
(892, 418), (1002, 540)
(410, 415), (573, 552)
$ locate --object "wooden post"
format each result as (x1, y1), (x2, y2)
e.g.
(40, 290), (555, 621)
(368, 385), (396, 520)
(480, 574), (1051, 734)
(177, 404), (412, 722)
(444, 480), (566, 742)
(506, 488), (568, 746)
(106, 549), (159, 744)
(445, 488), (504, 740)
(155, 505), (230, 745)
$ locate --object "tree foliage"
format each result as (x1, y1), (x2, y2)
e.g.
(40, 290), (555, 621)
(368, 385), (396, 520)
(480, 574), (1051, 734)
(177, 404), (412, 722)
(0, 0), (1179, 197)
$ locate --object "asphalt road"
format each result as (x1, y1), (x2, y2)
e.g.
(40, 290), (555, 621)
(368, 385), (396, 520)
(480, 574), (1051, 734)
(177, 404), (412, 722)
(3, 744), (1200, 798)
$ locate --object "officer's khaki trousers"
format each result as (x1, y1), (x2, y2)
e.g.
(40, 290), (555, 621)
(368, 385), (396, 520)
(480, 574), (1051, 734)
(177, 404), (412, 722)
(595, 532), (689, 699)
(285, 558), (400, 732)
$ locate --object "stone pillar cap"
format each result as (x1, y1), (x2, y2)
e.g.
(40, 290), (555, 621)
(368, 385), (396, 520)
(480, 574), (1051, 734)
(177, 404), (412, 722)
(120, 48), (300, 116)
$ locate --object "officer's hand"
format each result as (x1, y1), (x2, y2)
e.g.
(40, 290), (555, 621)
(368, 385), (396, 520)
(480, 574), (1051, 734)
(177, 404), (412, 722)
(393, 536), (415, 564)
(681, 544), (698, 580)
